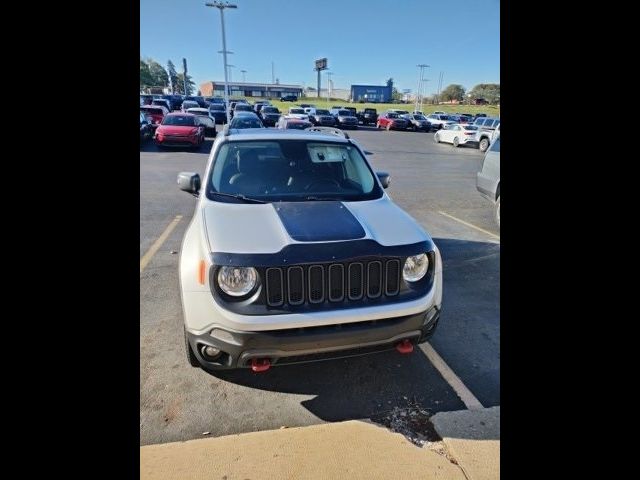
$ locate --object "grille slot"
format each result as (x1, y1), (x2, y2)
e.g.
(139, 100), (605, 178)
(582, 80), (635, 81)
(367, 261), (383, 298)
(265, 268), (284, 306)
(385, 259), (400, 296)
(287, 266), (304, 305)
(308, 265), (325, 303)
(264, 258), (408, 308)
(348, 263), (364, 300)
(328, 264), (345, 302)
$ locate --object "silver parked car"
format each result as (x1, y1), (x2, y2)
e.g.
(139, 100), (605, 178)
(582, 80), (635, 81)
(476, 135), (500, 227)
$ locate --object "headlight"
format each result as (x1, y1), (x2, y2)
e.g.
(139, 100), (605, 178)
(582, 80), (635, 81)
(217, 266), (258, 296)
(403, 254), (429, 282)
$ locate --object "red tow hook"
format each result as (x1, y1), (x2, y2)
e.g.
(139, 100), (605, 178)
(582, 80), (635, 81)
(396, 339), (414, 354)
(250, 358), (271, 372)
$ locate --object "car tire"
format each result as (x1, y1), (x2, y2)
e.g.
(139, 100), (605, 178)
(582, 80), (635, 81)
(479, 138), (490, 152)
(495, 195), (500, 229)
(386, 123), (392, 131)
(453, 137), (460, 147)
(438, 124), (444, 130)
(376, 122), (381, 129)
(184, 328), (201, 368)
(434, 133), (440, 143)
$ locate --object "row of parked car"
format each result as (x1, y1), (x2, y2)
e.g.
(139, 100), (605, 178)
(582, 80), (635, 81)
(140, 95), (500, 153)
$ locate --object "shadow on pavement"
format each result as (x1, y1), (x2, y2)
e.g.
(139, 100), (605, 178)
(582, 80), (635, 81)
(198, 237), (499, 424)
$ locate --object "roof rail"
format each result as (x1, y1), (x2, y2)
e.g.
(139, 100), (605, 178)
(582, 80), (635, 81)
(223, 124), (231, 136)
(304, 126), (350, 139)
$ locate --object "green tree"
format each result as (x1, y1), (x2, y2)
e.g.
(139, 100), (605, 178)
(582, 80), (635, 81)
(386, 78), (393, 88)
(147, 59), (169, 87)
(468, 83), (500, 104)
(175, 73), (196, 95)
(140, 59), (154, 89)
(440, 84), (465, 102)
(167, 60), (179, 93)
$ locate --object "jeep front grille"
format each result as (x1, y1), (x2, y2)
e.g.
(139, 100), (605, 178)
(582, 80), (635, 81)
(264, 259), (402, 307)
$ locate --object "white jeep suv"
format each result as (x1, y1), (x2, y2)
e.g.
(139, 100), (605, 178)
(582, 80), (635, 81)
(177, 127), (443, 371)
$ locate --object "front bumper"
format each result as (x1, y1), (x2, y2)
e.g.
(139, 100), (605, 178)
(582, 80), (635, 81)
(186, 306), (441, 369)
(155, 134), (199, 146)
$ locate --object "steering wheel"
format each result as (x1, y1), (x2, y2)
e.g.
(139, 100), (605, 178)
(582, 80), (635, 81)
(305, 178), (341, 191)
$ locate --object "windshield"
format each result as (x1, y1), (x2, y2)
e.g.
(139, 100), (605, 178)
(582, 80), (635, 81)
(290, 109), (305, 114)
(207, 139), (382, 202)
(162, 115), (196, 126)
(413, 115), (427, 120)
(316, 110), (330, 115)
(209, 104), (225, 111)
(338, 110), (351, 116)
(235, 105), (253, 111)
(463, 125), (478, 130)
(141, 107), (164, 116)
(263, 107), (279, 113)
(183, 102), (199, 109)
(387, 113), (398, 118)
(230, 117), (263, 129)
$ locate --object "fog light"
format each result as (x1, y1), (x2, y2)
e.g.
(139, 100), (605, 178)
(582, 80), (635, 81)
(201, 345), (221, 359)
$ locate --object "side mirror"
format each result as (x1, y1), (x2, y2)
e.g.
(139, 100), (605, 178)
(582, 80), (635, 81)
(376, 172), (390, 189)
(178, 172), (201, 195)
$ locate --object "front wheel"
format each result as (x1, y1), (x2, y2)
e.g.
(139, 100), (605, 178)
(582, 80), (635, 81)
(495, 195), (500, 228)
(376, 122), (381, 129)
(434, 133), (440, 143)
(479, 138), (490, 152)
(386, 123), (392, 131)
(453, 137), (460, 147)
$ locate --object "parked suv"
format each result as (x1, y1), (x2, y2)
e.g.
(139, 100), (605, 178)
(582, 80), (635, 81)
(476, 135), (500, 227)
(356, 108), (378, 126)
(473, 117), (501, 152)
(177, 128), (443, 371)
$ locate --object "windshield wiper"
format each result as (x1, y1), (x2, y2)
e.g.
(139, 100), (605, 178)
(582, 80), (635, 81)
(209, 191), (266, 204)
(304, 196), (341, 201)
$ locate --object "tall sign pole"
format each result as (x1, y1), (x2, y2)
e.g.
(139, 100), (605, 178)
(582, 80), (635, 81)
(314, 58), (328, 99)
(182, 58), (188, 96)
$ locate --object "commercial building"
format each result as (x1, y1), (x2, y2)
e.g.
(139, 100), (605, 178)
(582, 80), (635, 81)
(199, 81), (303, 99)
(350, 84), (393, 103)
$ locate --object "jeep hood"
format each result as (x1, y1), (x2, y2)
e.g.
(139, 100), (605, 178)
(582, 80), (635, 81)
(201, 197), (428, 255)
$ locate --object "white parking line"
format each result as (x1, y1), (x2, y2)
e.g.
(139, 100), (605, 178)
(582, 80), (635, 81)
(140, 215), (183, 273)
(438, 211), (500, 241)
(423, 342), (484, 410)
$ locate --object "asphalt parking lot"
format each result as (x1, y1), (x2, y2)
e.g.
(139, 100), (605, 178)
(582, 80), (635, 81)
(140, 126), (499, 446)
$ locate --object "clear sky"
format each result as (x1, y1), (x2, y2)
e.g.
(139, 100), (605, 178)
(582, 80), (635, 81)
(140, 0), (499, 95)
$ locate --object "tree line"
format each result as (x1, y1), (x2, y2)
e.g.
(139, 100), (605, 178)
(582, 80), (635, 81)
(437, 83), (499, 104)
(140, 57), (196, 95)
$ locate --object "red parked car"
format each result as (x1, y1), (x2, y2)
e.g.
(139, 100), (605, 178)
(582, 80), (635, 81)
(140, 105), (169, 130)
(376, 112), (410, 131)
(154, 113), (206, 149)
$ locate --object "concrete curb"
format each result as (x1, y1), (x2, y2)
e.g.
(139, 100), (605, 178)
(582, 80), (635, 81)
(141, 420), (467, 480)
(431, 407), (500, 480)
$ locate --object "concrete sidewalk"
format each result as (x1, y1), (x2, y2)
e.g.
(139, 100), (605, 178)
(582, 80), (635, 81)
(141, 407), (499, 480)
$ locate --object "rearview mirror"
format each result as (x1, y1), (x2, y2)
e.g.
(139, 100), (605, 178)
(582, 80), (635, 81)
(376, 172), (390, 189)
(177, 172), (201, 195)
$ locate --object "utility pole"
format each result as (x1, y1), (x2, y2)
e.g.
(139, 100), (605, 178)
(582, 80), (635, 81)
(227, 64), (235, 83)
(327, 71), (334, 103)
(206, 1), (237, 124)
(415, 64), (429, 112)
(271, 61), (275, 84)
(183, 58), (188, 96)
(419, 79), (429, 113)
(241, 69), (246, 82)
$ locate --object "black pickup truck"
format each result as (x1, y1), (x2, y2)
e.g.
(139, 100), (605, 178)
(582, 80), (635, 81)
(356, 108), (378, 125)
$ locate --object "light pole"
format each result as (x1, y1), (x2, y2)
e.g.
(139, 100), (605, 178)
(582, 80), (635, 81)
(241, 69), (246, 83)
(227, 64), (235, 83)
(415, 64), (429, 113)
(206, 1), (237, 125)
(326, 71), (333, 104)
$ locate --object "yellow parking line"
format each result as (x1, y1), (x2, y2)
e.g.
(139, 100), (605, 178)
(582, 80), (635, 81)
(423, 342), (484, 410)
(438, 211), (500, 240)
(140, 215), (183, 273)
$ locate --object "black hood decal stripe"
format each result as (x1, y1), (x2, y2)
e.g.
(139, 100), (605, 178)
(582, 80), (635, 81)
(273, 201), (366, 242)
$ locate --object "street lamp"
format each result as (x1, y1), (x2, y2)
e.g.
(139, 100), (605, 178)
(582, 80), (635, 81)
(227, 64), (235, 83)
(206, 1), (237, 124)
(241, 69), (246, 83)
